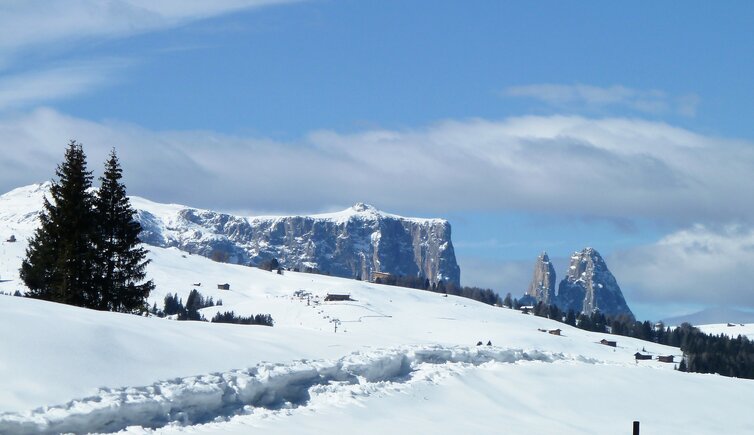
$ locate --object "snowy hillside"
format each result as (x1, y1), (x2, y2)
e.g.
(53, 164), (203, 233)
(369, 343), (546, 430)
(2, 185), (754, 434)
(697, 323), (754, 338)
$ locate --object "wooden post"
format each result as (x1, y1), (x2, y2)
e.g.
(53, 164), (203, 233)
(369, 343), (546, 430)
(633, 421), (640, 435)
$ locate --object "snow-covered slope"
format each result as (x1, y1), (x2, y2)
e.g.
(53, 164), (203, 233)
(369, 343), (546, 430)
(696, 323), (754, 338)
(2, 185), (754, 434)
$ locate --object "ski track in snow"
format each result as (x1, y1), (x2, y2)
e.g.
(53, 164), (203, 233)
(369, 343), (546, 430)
(0, 345), (597, 435)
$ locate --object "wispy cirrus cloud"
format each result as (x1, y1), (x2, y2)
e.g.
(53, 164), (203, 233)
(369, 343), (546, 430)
(0, 1), (301, 55)
(0, 59), (130, 111)
(503, 84), (700, 117)
(0, 0), (301, 110)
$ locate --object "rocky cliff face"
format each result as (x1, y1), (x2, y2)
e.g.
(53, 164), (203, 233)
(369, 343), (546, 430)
(556, 248), (633, 319)
(522, 248), (634, 318)
(525, 252), (556, 305)
(134, 200), (461, 286)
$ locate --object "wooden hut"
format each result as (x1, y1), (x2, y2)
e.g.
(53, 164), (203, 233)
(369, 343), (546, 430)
(371, 272), (393, 283)
(634, 352), (652, 360)
(657, 355), (674, 363)
(217, 283), (230, 290)
(548, 329), (562, 336)
(600, 339), (617, 347)
(325, 293), (352, 302)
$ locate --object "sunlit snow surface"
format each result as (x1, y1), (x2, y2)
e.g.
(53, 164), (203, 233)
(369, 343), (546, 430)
(1, 185), (754, 434)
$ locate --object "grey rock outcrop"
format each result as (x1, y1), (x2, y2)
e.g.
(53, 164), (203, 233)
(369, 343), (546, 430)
(136, 201), (461, 286)
(525, 252), (556, 305)
(556, 247), (633, 319)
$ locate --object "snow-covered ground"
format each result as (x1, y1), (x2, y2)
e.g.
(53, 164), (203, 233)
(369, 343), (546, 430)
(697, 323), (754, 338)
(2, 185), (754, 434)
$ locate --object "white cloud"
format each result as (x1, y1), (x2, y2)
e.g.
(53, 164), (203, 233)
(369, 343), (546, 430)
(1, 109), (753, 224)
(504, 84), (699, 117)
(611, 225), (754, 309)
(0, 1), (299, 55)
(0, 0), (300, 109)
(0, 60), (128, 111)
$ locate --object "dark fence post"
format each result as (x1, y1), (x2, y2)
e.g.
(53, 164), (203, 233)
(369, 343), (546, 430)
(633, 421), (640, 435)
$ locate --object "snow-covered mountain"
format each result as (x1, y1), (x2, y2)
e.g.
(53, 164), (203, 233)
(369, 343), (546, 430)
(1, 184), (461, 286)
(135, 198), (461, 286)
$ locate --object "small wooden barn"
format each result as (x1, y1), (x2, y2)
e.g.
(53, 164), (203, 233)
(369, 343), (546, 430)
(548, 329), (562, 336)
(600, 339), (617, 347)
(371, 272), (393, 283)
(217, 283), (230, 290)
(325, 293), (352, 302)
(657, 355), (675, 363)
(634, 352), (652, 360)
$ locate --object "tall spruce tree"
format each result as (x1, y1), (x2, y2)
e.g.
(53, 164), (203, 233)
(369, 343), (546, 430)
(20, 141), (100, 307)
(94, 149), (154, 313)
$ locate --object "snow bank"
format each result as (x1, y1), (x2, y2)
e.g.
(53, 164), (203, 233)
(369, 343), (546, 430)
(0, 346), (589, 435)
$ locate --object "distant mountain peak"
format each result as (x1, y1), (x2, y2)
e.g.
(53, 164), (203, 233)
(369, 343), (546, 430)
(351, 202), (377, 213)
(523, 247), (634, 319)
(525, 251), (556, 306)
(558, 247), (633, 318)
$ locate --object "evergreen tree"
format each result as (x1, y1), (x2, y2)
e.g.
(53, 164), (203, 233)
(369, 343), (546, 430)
(20, 141), (99, 307)
(503, 292), (513, 308)
(565, 309), (577, 326)
(94, 149), (154, 313)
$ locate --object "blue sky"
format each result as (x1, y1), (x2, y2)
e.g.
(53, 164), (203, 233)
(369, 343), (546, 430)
(2, 1), (754, 320)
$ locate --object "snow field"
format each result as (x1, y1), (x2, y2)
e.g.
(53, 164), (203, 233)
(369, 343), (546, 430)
(0, 346), (587, 435)
(697, 323), (754, 338)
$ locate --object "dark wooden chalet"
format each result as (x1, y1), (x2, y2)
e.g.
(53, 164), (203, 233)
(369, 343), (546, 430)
(325, 293), (353, 302)
(657, 355), (674, 363)
(548, 329), (562, 336)
(217, 283), (230, 290)
(600, 339), (617, 347)
(634, 352), (652, 360)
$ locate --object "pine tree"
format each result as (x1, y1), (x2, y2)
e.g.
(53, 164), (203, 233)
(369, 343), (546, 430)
(503, 292), (513, 308)
(95, 149), (154, 313)
(20, 141), (99, 307)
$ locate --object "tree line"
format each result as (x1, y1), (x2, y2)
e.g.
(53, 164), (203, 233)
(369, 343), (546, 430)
(374, 274), (503, 307)
(20, 141), (154, 313)
(522, 299), (754, 380)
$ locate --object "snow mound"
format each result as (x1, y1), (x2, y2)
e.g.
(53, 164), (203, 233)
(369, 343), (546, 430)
(0, 345), (591, 435)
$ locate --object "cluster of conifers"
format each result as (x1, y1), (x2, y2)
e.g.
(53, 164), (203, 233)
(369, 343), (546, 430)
(20, 141), (153, 313)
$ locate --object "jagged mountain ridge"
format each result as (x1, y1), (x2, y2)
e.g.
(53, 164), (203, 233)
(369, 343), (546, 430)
(0, 184), (461, 286)
(134, 199), (461, 285)
(524, 248), (634, 318)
